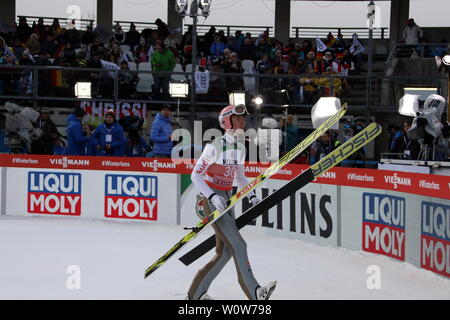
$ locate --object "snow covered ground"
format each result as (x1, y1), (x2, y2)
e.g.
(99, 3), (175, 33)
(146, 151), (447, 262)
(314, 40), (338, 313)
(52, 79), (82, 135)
(0, 215), (449, 300)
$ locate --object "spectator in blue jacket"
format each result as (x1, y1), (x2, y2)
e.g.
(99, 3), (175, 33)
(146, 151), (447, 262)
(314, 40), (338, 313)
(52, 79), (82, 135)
(210, 36), (226, 57)
(150, 104), (173, 158)
(66, 107), (90, 156)
(92, 110), (126, 157)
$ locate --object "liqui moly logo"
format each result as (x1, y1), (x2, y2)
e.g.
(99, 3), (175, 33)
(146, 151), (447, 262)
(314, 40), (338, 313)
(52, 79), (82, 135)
(27, 172), (81, 216)
(105, 175), (158, 221)
(362, 193), (406, 261)
(421, 202), (450, 278)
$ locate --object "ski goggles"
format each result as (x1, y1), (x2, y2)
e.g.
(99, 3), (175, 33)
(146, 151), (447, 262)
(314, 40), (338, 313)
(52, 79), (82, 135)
(232, 104), (248, 115)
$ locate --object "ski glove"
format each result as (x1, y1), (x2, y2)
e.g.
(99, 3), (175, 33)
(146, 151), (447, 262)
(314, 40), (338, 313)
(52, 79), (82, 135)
(208, 193), (228, 213)
(249, 195), (261, 206)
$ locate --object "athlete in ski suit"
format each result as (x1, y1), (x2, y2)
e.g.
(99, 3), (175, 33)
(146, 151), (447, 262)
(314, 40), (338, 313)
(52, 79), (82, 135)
(187, 105), (276, 300)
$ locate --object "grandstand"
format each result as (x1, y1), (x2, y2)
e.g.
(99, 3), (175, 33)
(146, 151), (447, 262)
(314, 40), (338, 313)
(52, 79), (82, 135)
(0, 0), (448, 164)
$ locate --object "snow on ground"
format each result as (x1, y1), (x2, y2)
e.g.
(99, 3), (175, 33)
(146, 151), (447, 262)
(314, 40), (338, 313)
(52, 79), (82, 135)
(0, 215), (449, 300)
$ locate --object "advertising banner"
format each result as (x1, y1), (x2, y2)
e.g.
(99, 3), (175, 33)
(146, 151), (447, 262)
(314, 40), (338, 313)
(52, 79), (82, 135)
(27, 171), (82, 216)
(4, 168), (178, 225)
(421, 202), (450, 278)
(362, 193), (406, 261)
(104, 174), (158, 221)
(180, 179), (338, 246)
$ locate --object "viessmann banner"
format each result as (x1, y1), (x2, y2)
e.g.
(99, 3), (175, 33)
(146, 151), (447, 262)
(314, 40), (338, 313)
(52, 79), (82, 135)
(0, 155), (448, 199)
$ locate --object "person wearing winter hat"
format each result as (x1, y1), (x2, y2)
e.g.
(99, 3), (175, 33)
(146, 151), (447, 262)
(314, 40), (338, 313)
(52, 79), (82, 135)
(91, 109), (126, 156)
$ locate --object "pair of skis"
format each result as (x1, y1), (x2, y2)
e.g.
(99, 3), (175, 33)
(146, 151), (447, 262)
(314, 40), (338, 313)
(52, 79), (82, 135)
(144, 104), (380, 278)
(179, 121), (382, 266)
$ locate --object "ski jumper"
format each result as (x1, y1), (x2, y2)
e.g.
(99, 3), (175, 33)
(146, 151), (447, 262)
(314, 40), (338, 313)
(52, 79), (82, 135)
(188, 133), (260, 300)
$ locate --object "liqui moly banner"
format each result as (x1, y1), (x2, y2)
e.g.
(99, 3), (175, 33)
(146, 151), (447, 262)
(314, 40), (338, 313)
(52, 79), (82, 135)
(27, 172), (81, 216)
(362, 193), (406, 261)
(421, 202), (450, 278)
(104, 174), (158, 221)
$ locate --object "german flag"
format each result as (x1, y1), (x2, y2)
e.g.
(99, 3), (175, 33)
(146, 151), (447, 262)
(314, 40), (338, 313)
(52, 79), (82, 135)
(51, 69), (63, 87)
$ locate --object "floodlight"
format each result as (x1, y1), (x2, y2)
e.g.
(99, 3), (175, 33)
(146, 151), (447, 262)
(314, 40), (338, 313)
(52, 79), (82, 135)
(442, 55), (450, 66)
(169, 82), (189, 98)
(74, 82), (91, 99)
(176, 0), (188, 16)
(254, 96), (264, 106)
(229, 91), (246, 107)
(399, 94), (420, 117)
(311, 97), (341, 129)
(198, 0), (211, 17)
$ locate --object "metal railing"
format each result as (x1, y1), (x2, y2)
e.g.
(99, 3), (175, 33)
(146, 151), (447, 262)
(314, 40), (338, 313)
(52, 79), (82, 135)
(17, 15), (95, 30)
(184, 24), (273, 38)
(11, 17), (392, 41)
(291, 26), (389, 40)
(386, 42), (450, 69)
(113, 21), (157, 32)
(15, 16), (158, 32)
(0, 64), (446, 113)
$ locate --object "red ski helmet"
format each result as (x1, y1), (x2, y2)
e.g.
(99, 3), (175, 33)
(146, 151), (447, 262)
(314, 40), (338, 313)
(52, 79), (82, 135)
(218, 104), (247, 130)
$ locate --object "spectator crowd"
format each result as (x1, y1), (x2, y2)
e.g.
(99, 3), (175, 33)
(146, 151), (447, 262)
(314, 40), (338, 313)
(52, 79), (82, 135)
(0, 17), (363, 104)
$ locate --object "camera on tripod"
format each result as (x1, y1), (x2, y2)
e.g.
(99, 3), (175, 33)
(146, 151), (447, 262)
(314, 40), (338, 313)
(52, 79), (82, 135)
(2, 102), (42, 154)
(399, 94), (448, 161)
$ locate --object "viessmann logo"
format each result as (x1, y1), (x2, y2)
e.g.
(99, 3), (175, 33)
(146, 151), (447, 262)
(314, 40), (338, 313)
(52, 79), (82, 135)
(49, 157), (90, 168)
(141, 160), (177, 172)
(421, 202), (450, 278)
(362, 193), (406, 261)
(104, 174), (158, 221)
(27, 172), (81, 216)
(383, 173), (412, 189)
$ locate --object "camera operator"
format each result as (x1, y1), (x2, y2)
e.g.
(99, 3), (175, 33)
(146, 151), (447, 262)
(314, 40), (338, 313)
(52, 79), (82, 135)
(30, 107), (60, 155)
(398, 120), (420, 160)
